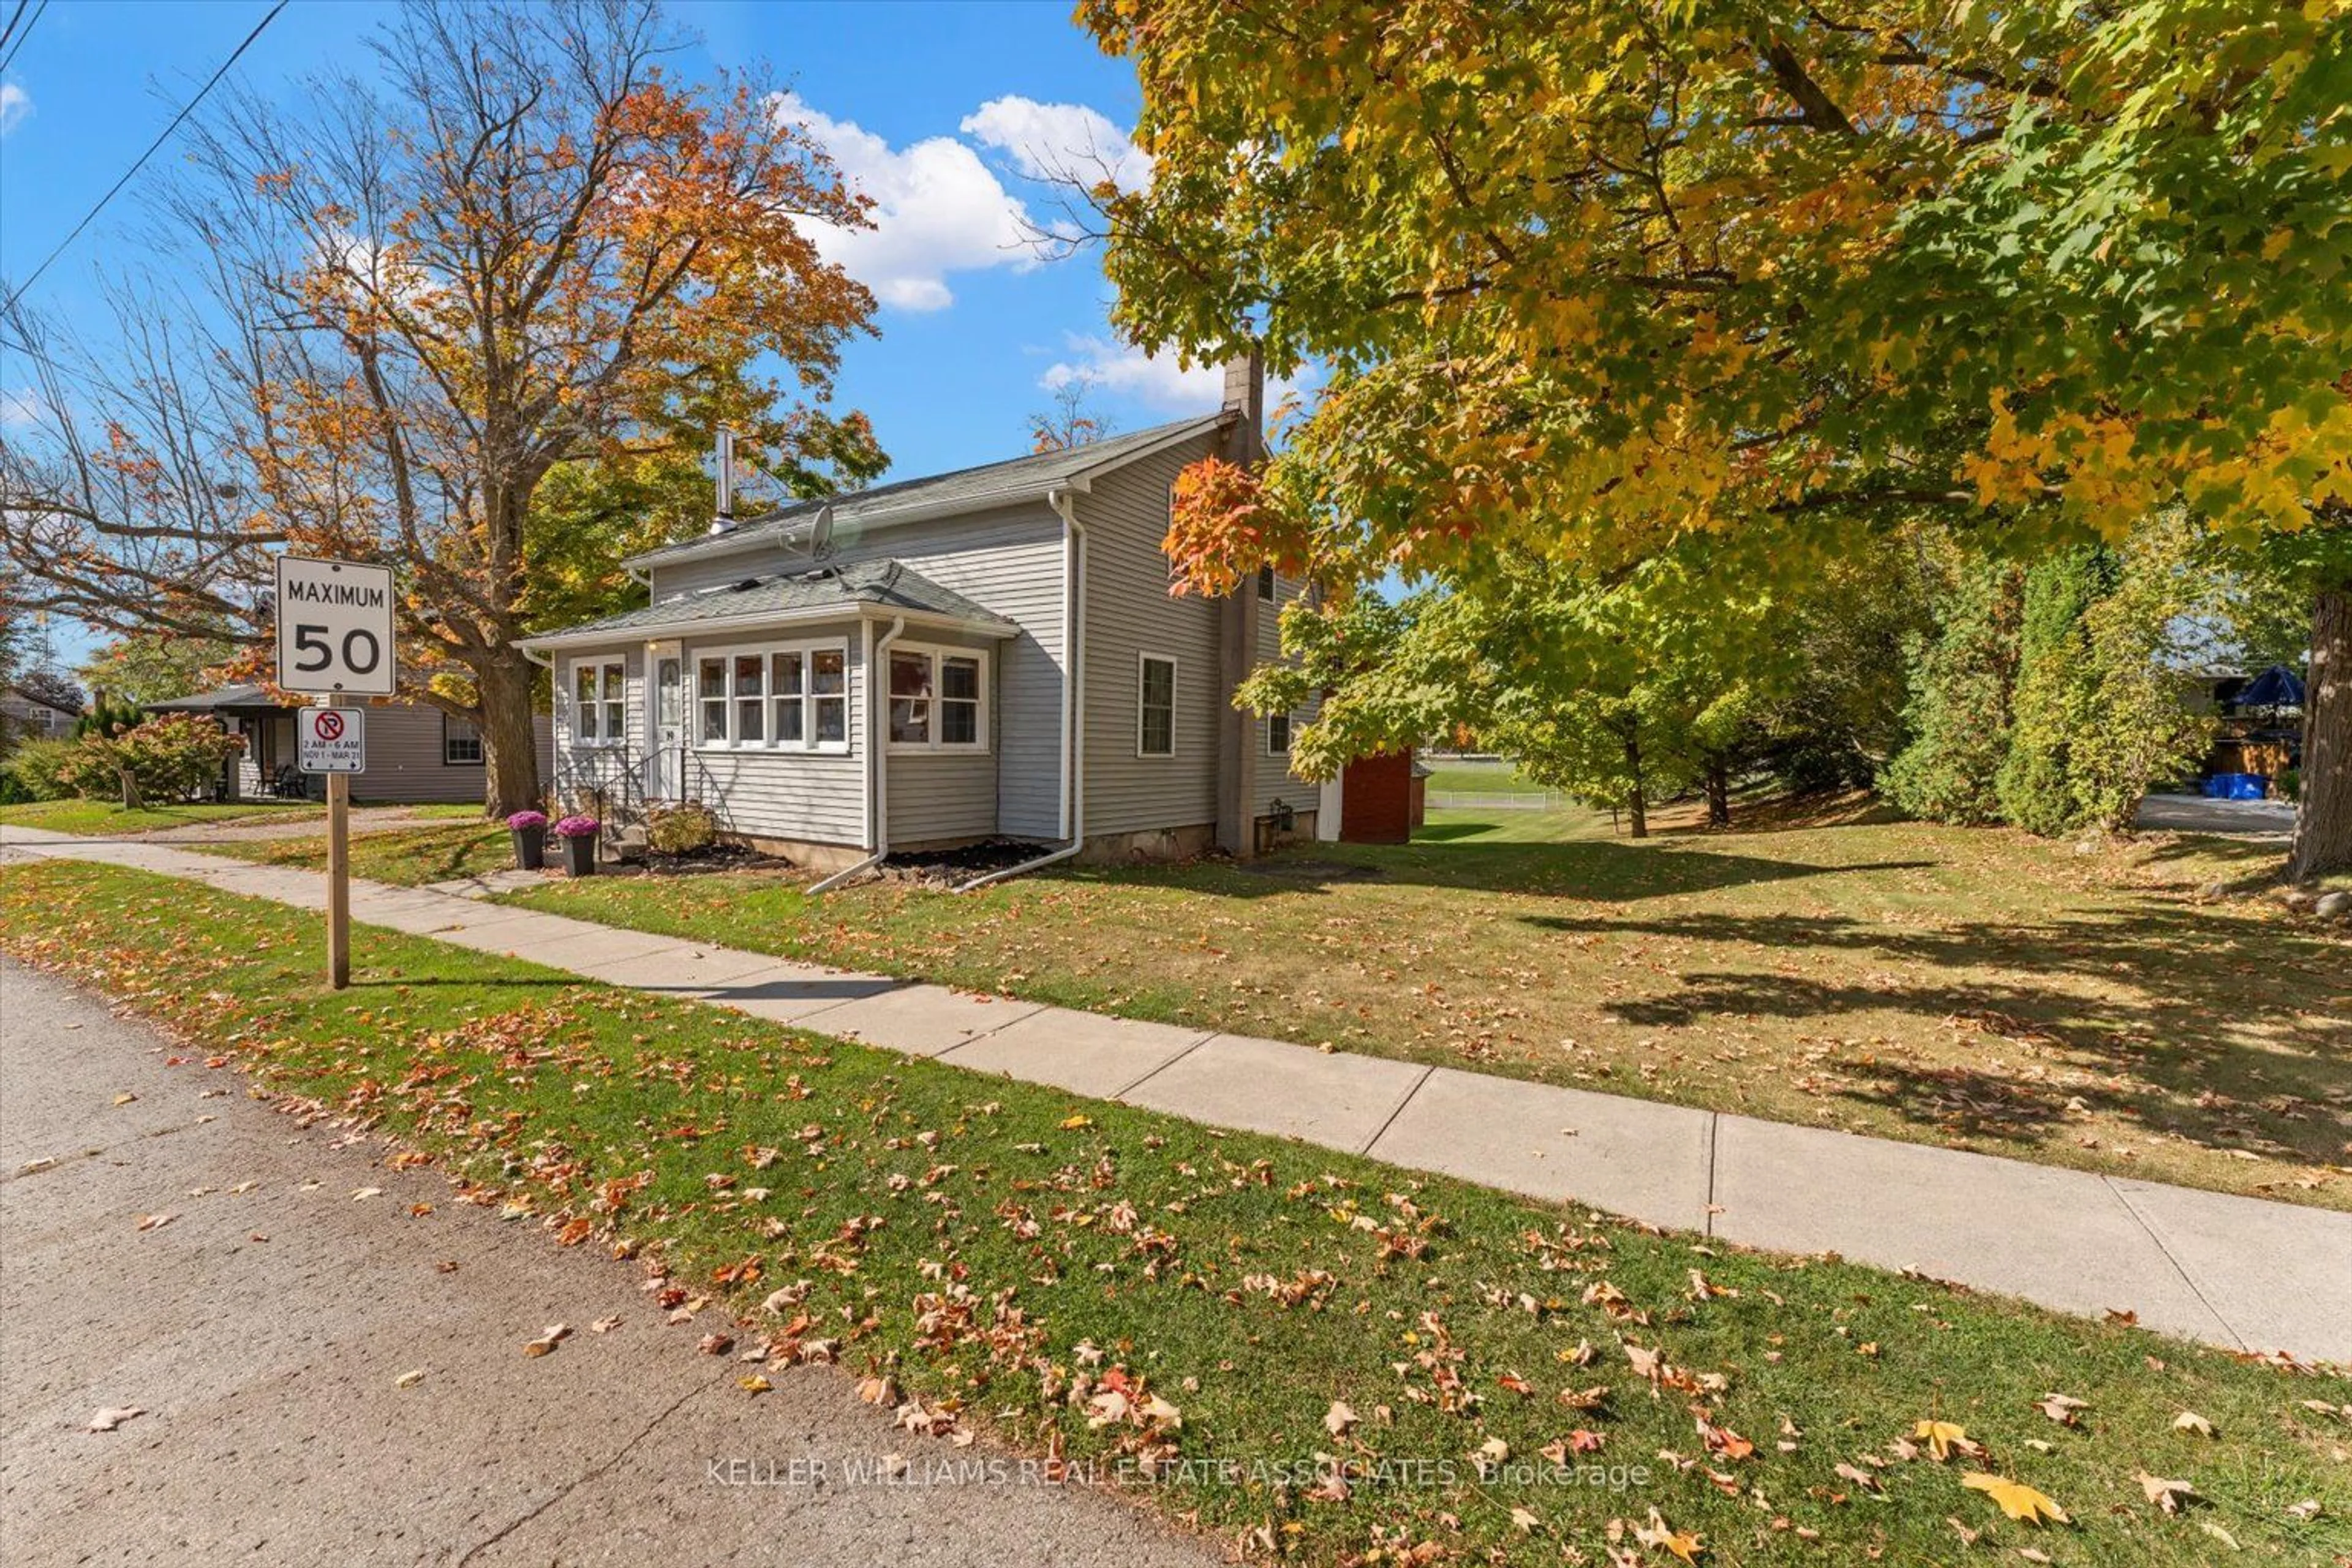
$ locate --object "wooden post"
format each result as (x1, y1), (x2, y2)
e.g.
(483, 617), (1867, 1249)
(324, 698), (351, 990)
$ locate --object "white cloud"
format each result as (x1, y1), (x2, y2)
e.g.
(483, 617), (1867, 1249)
(772, 91), (1041, 312)
(960, 96), (1150, 194)
(1041, 334), (1222, 410)
(0, 385), (42, 428)
(1041, 334), (1313, 415)
(0, 83), (30, 137)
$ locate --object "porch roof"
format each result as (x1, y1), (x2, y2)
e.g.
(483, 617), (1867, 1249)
(518, 559), (1020, 652)
(145, 684), (287, 714)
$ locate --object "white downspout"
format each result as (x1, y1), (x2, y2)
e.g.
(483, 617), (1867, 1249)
(956, 485), (1087, 892)
(810, 614), (906, 894)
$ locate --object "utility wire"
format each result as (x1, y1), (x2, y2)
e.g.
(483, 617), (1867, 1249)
(0, 0), (45, 74)
(1, 0), (288, 314)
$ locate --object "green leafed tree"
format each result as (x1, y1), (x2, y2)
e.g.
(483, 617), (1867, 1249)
(1087, 0), (2352, 874)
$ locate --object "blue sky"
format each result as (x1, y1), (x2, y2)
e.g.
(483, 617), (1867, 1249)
(1, 0), (1231, 663)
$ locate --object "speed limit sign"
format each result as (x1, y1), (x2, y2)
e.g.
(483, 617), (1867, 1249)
(276, 556), (397, 696)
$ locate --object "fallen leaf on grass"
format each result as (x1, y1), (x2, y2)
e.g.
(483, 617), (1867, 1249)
(1509, 1505), (1540, 1533)
(1960, 1472), (2070, 1525)
(2172, 1410), (2217, 1438)
(2034, 1393), (2087, 1427)
(1634, 1507), (1703, 1563)
(1058, 1115), (1093, 1131)
(1834, 1462), (1882, 1493)
(2198, 1520), (2241, 1550)
(1325, 1400), (1358, 1438)
(522, 1324), (571, 1357)
(1913, 1420), (1973, 1461)
(88, 1406), (143, 1432)
(2136, 1472), (2197, 1515)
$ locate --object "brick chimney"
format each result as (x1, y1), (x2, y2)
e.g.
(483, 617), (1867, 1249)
(1221, 344), (1265, 469)
(1214, 343), (1265, 859)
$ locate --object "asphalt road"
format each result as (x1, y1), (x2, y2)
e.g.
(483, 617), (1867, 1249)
(0, 957), (1218, 1567)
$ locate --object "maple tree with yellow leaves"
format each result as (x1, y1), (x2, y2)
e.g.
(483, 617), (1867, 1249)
(1085, 0), (2352, 874)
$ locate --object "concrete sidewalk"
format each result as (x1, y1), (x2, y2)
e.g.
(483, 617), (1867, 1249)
(7, 824), (2348, 1362)
(0, 959), (1214, 1568)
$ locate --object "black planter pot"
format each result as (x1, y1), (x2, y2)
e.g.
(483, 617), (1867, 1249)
(511, 824), (546, 870)
(560, 833), (597, 877)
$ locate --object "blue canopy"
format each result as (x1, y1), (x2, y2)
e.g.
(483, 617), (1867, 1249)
(2236, 664), (2305, 709)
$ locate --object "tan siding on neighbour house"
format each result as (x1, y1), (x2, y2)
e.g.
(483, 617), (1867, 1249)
(1075, 434), (1227, 839)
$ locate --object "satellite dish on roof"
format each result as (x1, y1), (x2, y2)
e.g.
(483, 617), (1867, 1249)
(808, 505), (836, 562)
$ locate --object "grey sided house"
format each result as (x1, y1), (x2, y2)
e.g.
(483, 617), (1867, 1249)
(146, 685), (554, 805)
(518, 361), (1333, 878)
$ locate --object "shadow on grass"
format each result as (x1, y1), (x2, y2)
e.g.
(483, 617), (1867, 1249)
(1114, 840), (1943, 902)
(1519, 905), (2351, 1170)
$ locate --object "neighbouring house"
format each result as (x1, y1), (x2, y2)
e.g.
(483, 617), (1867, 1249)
(0, 683), (81, 744)
(517, 356), (1332, 875)
(2184, 663), (2305, 796)
(145, 685), (554, 805)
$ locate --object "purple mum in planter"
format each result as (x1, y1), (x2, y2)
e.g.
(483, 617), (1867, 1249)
(553, 814), (600, 839)
(506, 810), (548, 831)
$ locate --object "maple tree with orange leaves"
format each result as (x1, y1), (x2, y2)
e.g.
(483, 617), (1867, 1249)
(1, 0), (884, 813)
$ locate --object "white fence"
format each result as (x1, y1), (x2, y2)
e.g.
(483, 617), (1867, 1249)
(1428, 790), (1562, 811)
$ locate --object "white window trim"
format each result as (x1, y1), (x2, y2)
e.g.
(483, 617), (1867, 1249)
(1136, 651), (1178, 759)
(567, 657), (627, 748)
(885, 640), (990, 755)
(693, 638), (853, 753)
(1265, 711), (1292, 756)
(443, 713), (485, 767)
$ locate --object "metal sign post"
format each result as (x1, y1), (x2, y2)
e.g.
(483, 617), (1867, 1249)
(277, 557), (396, 992)
(325, 704), (351, 989)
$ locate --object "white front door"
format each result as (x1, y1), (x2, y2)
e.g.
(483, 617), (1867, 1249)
(648, 646), (684, 799)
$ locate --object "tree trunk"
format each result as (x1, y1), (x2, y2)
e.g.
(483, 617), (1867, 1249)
(1705, 757), (1731, 829)
(474, 652), (543, 821)
(1624, 732), (1648, 839)
(2288, 579), (2351, 880)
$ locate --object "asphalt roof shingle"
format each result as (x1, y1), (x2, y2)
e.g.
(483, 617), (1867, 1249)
(625, 412), (1226, 571)
(523, 559), (1019, 645)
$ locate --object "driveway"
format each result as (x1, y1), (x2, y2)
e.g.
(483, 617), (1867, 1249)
(0, 959), (1215, 1567)
(2134, 792), (2298, 840)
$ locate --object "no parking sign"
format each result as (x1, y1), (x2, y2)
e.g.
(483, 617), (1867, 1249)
(298, 706), (366, 773)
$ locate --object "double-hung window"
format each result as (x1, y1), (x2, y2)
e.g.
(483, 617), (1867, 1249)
(888, 644), (986, 752)
(443, 714), (484, 765)
(571, 658), (625, 746)
(1265, 712), (1292, 755)
(696, 640), (850, 752)
(1137, 654), (1176, 757)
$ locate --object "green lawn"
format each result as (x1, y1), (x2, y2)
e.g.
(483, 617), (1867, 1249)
(1419, 757), (1553, 796)
(185, 804), (2352, 1211)
(4, 856), (2343, 1567)
(203, 819), (518, 885)
(0, 799), (324, 836)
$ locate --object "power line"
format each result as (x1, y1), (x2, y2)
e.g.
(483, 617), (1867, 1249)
(0, 0), (45, 74)
(1, 0), (288, 314)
